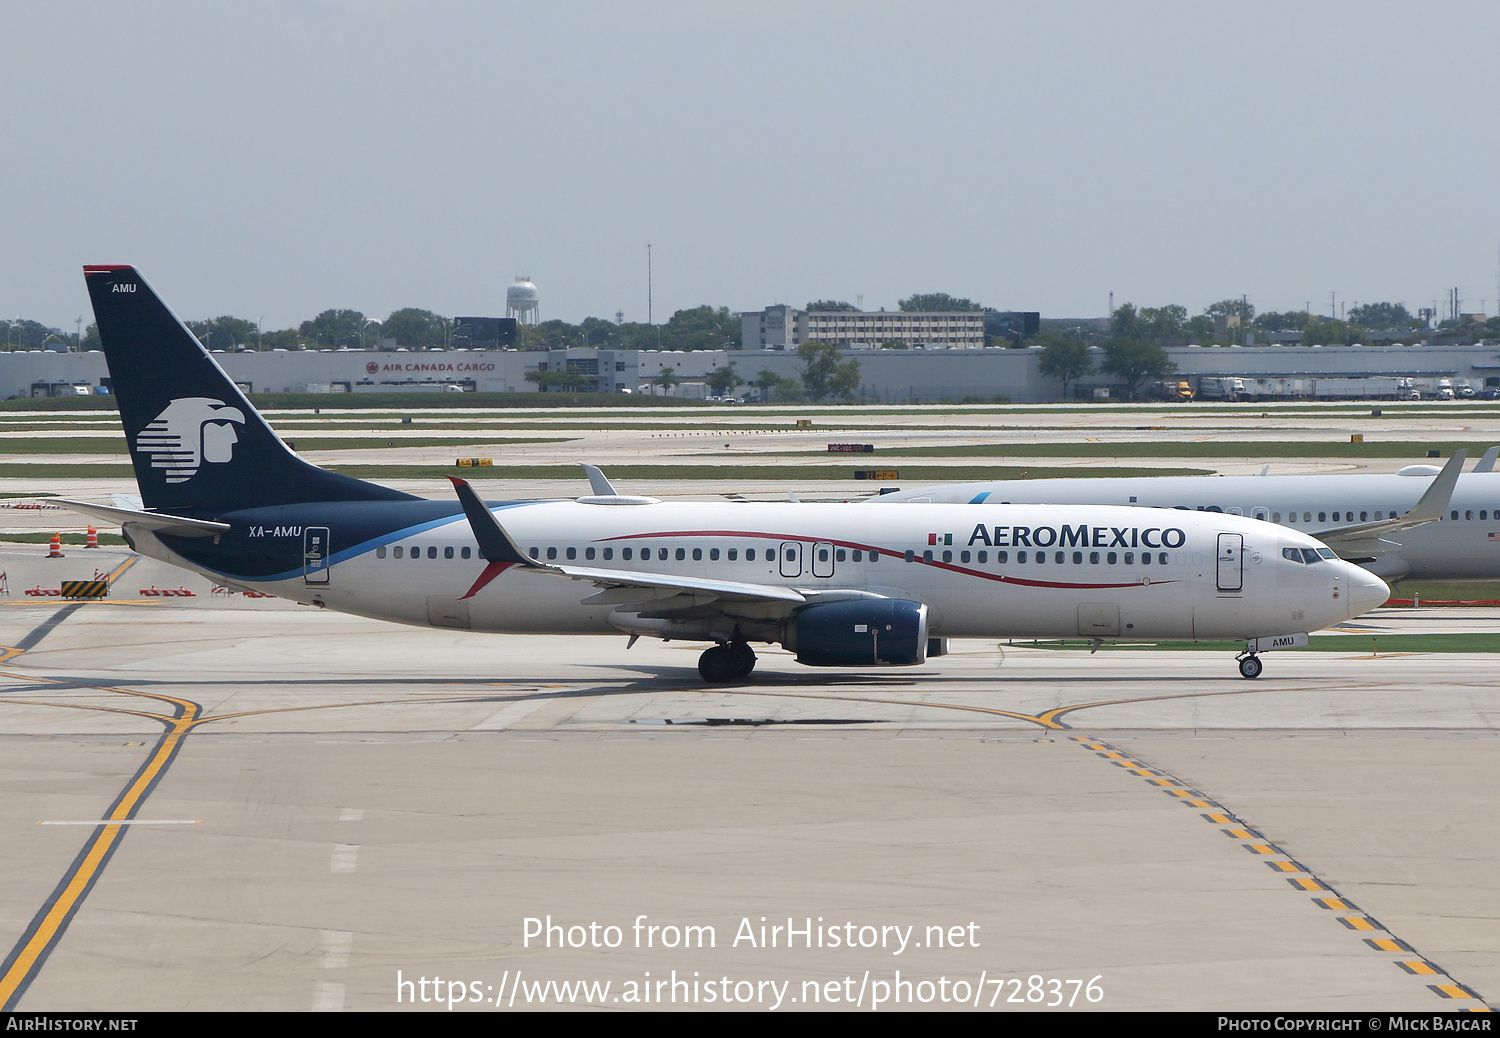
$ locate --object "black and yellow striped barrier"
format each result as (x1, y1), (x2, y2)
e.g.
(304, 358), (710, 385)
(60, 580), (109, 599)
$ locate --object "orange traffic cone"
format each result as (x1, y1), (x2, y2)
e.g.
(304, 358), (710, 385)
(85, 526), (99, 548)
(47, 533), (63, 559)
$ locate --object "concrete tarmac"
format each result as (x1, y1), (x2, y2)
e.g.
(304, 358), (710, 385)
(0, 568), (1496, 1012)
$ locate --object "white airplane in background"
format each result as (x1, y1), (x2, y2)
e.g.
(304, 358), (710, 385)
(870, 451), (1499, 585)
(62, 266), (1387, 682)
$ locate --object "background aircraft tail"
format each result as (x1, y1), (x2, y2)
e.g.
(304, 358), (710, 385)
(83, 265), (414, 516)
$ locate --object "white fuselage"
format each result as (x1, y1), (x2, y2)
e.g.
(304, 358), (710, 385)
(872, 473), (1500, 582)
(137, 500), (1387, 644)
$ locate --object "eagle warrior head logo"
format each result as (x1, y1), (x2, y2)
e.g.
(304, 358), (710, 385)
(134, 397), (247, 483)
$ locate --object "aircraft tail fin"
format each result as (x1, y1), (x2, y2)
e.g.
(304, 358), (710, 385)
(83, 266), (415, 516)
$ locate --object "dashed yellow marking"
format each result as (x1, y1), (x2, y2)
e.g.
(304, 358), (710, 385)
(1289, 878), (1328, 892)
(1314, 897), (1353, 910)
(1223, 828), (1260, 839)
(1398, 961), (1441, 976)
(1338, 916), (1382, 931)
(1365, 938), (1411, 952)
(1267, 861), (1305, 873)
(1431, 984), (1478, 1000)
(1203, 813), (1232, 824)
(1244, 844), (1282, 855)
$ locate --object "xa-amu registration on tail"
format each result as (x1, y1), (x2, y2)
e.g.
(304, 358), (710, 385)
(64, 266), (1388, 681)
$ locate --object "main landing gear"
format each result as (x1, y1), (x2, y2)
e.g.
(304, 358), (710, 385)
(1236, 653), (1263, 680)
(698, 641), (756, 683)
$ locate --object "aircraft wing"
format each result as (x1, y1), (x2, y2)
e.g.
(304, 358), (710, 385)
(554, 564), (807, 604)
(1308, 450), (1465, 559)
(55, 499), (230, 538)
(446, 475), (810, 608)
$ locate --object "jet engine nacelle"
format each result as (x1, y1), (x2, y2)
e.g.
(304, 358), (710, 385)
(788, 599), (929, 667)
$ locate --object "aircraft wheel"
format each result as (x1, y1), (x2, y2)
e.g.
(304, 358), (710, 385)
(1238, 655), (1263, 680)
(698, 644), (735, 683)
(728, 642), (756, 679)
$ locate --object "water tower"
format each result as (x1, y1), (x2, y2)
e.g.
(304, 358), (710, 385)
(507, 277), (539, 325)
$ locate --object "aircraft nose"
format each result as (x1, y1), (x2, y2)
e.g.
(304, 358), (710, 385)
(1344, 566), (1390, 617)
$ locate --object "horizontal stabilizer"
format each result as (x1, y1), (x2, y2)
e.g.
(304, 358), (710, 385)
(56, 499), (229, 538)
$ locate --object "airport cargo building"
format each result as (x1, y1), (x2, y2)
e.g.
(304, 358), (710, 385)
(4, 342), (1498, 404)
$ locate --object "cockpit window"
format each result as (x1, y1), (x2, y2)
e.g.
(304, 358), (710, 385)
(1283, 547), (1302, 563)
(1301, 548), (1322, 565)
(1316, 547), (1337, 560)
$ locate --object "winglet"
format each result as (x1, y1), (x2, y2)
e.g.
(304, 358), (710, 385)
(446, 476), (534, 566)
(1403, 449), (1466, 525)
(581, 464), (617, 496)
(1474, 446), (1499, 473)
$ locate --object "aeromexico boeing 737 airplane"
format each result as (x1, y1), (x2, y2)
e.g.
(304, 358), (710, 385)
(65, 266), (1388, 681)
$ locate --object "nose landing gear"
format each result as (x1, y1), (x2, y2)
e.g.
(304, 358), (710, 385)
(1236, 652), (1263, 679)
(698, 640), (757, 683)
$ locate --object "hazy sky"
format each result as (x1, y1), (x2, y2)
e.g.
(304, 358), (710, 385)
(4, 1), (1499, 331)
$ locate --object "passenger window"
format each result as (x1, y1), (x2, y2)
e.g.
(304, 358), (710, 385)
(1361, 511), (1368, 521)
(1036, 552), (1045, 564)
(622, 547), (633, 561)
(1303, 513), (1311, 523)
(566, 547), (576, 560)
(977, 550), (987, 563)
(728, 548), (738, 561)
(658, 548), (668, 561)
(923, 550), (933, 563)
(1466, 511), (1474, 521)
(905, 549), (915, 563)
(1054, 552), (1064, 563)
(869, 550), (879, 561)
(377, 546), (387, 559)
(819, 548), (830, 562)
(1017, 551), (1027, 563)
(603, 547), (613, 560)
(709, 548), (719, 561)
(1142, 552), (1152, 565)
(585, 546), (595, 560)
(411, 545), (420, 558)
(1090, 551), (1099, 564)
(836, 549), (846, 562)
(462, 546), (471, 559)
(693, 548), (703, 560)
(959, 550), (969, 563)
(1272, 512), (1281, 523)
(747, 548), (756, 561)
(941, 550), (951, 563)
(1107, 552), (1117, 564)
(1124, 552), (1134, 564)
(852, 549), (862, 562)
(1451, 510), (1459, 521)
(995, 551), (1007, 563)
(546, 547), (557, 560)
(445, 546), (454, 559)
(1159, 553), (1168, 565)
(675, 548), (685, 561)
(1073, 551), (1083, 564)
